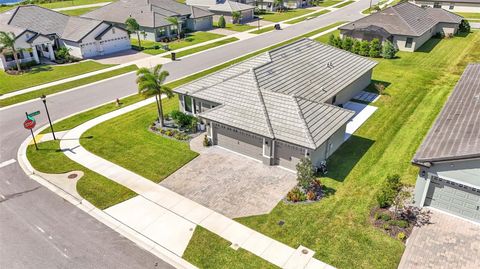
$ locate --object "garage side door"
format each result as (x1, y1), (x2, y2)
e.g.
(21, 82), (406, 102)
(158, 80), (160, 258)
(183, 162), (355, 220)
(214, 123), (263, 161)
(425, 176), (480, 223)
(274, 141), (305, 171)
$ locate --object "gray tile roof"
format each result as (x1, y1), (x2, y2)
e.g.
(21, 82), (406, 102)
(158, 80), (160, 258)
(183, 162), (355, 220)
(175, 39), (370, 149)
(416, 0), (480, 3)
(83, 0), (212, 28)
(1, 5), (104, 42)
(207, 0), (255, 12)
(340, 2), (463, 37)
(413, 64), (480, 164)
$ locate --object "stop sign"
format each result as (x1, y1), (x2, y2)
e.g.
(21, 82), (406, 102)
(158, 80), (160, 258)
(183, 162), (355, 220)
(23, 119), (36, 130)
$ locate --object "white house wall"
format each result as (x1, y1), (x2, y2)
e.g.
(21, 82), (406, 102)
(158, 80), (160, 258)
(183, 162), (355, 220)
(187, 16), (213, 31)
(334, 70), (373, 105)
(310, 123), (347, 167)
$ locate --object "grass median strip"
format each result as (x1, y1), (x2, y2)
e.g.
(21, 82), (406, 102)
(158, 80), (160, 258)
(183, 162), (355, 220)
(27, 140), (136, 209)
(0, 65), (138, 107)
(285, 10), (330, 24)
(166, 37), (239, 59)
(251, 26), (275, 34)
(335, 0), (355, 8)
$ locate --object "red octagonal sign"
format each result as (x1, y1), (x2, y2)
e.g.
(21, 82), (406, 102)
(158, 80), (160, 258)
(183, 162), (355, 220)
(23, 119), (36, 130)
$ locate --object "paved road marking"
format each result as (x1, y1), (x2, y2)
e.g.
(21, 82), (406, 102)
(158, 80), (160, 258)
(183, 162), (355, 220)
(0, 159), (16, 168)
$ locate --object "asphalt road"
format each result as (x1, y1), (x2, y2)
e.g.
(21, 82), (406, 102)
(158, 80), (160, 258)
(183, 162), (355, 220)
(0, 1), (375, 268)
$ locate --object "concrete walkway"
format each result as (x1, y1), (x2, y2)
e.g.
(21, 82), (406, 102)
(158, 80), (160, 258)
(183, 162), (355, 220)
(58, 97), (335, 268)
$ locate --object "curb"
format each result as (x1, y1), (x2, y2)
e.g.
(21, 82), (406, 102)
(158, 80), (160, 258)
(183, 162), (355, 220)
(17, 125), (197, 269)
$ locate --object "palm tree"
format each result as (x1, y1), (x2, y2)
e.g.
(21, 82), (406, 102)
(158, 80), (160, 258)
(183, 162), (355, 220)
(0, 31), (21, 72)
(125, 17), (141, 48)
(136, 65), (174, 127)
(232, 11), (242, 24)
(166, 17), (182, 40)
(274, 0), (284, 11)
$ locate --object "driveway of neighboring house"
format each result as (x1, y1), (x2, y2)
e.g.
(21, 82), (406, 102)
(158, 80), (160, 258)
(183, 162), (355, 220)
(399, 210), (480, 269)
(92, 49), (151, 65)
(160, 135), (297, 218)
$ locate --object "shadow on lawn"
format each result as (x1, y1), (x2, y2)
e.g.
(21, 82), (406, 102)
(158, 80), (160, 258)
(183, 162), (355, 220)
(27, 65), (53, 74)
(325, 135), (375, 182)
(366, 79), (391, 96)
(417, 38), (442, 53)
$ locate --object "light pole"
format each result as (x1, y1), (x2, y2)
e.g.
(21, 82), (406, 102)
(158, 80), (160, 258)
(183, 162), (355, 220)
(40, 94), (56, 140)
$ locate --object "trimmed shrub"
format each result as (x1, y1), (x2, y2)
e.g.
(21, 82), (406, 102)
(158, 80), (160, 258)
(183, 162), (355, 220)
(376, 174), (402, 208)
(286, 187), (306, 202)
(369, 38), (382, 58)
(328, 34), (338, 47)
(459, 19), (470, 33)
(358, 41), (370, 56)
(380, 213), (391, 222)
(390, 220), (409, 228)
(203, 134), (210, 147)
(341, 37), (354, 52)
(381, 40), (397, 59)
(352, 39), (361, 54)
(218, 15), (226, 28)
(397, 232), (407, 241)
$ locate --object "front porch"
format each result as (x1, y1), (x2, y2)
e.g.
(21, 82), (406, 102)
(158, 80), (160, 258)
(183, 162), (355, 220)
(0, 36), (55, 71)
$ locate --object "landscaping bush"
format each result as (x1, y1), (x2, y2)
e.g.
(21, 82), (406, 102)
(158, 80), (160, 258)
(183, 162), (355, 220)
(352, 39), (361, 54)
(459, 19), (470, 33)
(358, 41), (370, 56)
(170, 110), (197, 131)
(376, 174), (402, 208)
(328, 34), (337, 47)
(203, 134), (210, 147)
(390, 220), (408, 229)
(397, 232), (406, 241)
(369, 38), (382, 58)
(296, 158), (316, 189)
(286, 187), (306, 202)
(341, 37), (354, 52)
(218, 15), (226, 28)
(381, 40), (397, 59)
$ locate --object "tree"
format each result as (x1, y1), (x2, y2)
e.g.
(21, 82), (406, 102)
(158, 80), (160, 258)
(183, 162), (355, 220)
(0, 31), (21, 72)
(231, 11), (242, 24)
(274, 0), (284, 11)
(125, 17), (141, 49)
(459, 19), (470, 33)
(341, 37), (353, 52)
(368, 38), (381, 58)
(295, 158), (316, 190)
(328, 34), (336, 47)
(352, 39), (361, 54)
(167, 17), (182, 40)
(218, 15), (226, 28)
(359, 40), (370, 56)
(381, 40), (397, 59)
(136, 65), (174, 127)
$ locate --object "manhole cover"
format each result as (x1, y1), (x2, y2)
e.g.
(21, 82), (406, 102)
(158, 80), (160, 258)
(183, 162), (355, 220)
(68, 173), (78, 179)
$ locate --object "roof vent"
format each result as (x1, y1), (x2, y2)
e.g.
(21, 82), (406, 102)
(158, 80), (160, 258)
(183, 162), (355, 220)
(326, 62), (334, 69)
(267, 69), (274, 75)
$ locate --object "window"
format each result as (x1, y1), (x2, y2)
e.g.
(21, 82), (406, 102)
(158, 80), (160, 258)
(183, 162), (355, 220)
(405, 37), (413, 48)
(184, 95), (192, 113)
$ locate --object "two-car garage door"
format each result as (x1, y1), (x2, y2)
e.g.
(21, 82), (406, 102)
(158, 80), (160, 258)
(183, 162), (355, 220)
(425, 176), (480, 223)
(214, 123), (263, 161)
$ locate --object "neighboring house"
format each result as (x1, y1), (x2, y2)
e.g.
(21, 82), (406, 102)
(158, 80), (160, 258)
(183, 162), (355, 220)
(0, 5), (130, 70)
(339, 2), (463, 52)
(187, 0), (255, 23)
(174, 39), (377, 171)
(83, 0), (213, 42)
(411, 0), (480, 13)
(253, 0), (312, 11)
(412, 63), (480, 223)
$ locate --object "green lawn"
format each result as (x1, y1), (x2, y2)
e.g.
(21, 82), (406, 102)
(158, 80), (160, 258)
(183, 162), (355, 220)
(335, 0), (355, 8)
(259, 9), (315, 22)
(285, 10), (330, 24)
(134, 32), (225, 55)
(0, 61), (114, 95)
(0, 0), (111, 12)
(27, 140), (136, 209)
(215, 23), (256, 32)
(184, 32), (480, 268)
(315, 0), (344, 7)
(455, 12), (480, 19)
(167, 37), (239, 59)
(183, 227), (278, 269)
(59, 6), (98, 16)
(315, 29), (340, 43)
(81, 96), (199, 183)
(0, 65), (137, 107)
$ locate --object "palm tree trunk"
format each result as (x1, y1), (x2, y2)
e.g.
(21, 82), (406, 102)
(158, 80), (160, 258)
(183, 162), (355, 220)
(136, 32), (142, 49)
(12, 48), (21, 72)
(177, 23), (181, 40)
(157, 93), (165, 127)
(154, 94), (162, 126)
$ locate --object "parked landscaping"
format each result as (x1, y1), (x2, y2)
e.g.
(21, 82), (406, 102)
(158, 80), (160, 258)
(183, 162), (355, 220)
(285, 10), (330, 24)
(0, 60), (114, 95)
(27, 140), (136, 209)
(258, 9), (315, 22)
(0, 65), (137, 107)
(185, 32), (480, 268)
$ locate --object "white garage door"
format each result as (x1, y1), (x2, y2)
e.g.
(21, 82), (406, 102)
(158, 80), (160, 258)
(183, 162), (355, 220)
(274, 141), (305, 171)
(425, 176), (480, 223)
(81, 42), (99, 58)
(214, 123), (263, 161)
(100, 36), (130, 55)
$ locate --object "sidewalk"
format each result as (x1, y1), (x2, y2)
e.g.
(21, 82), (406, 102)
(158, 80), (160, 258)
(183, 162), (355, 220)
(57, 97), (335, 268)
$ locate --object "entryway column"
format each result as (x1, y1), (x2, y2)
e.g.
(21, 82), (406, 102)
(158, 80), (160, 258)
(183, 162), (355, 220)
(32, 46), (40, 64)
(47, 43), (55, 61)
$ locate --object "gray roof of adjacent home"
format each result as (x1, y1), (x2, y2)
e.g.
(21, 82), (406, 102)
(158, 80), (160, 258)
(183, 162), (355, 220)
(340, 2), (463, 37)
(207, 0), (255, 12)
(83, 0), (212, 28)
(415, 0), (480, 3)
(0, 5), (105, 42)
(175, 39), (377, 149)
(413, 64), (480, 164)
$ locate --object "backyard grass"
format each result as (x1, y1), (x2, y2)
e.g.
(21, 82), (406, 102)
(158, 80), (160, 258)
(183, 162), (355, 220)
(27, 140), (136, 209)
(59, 6), (98, 16)
(164, 37), (239, 59)
(455, 12), (480, 19)
(0, 0), (111, 12)
(285, 10), (330, 24)
(0, 60), (114, 95)
(251, 26), (275, 34)
(184, 32), (480, 268)
(183, 227), (278, 269)
(259, 9), (315, 22)
(133, 32), (225, 55)
(0, 65), (137, 107)
(81, 96), (199, 183)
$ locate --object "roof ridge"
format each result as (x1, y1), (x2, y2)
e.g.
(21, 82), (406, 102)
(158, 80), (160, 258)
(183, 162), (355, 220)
(251, 70), (275, 139)
(391, 4), (419, 35)
(292, 96), (316, 148)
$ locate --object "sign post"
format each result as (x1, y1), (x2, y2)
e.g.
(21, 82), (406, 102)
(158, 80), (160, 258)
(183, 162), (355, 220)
(24, 112), (39, 150)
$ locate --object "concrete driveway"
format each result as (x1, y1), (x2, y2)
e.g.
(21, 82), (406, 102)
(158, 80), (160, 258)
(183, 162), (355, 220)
(160, 136), (297, 218)
(399, 210), (480, 269)
(92, 49), (151, 65)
